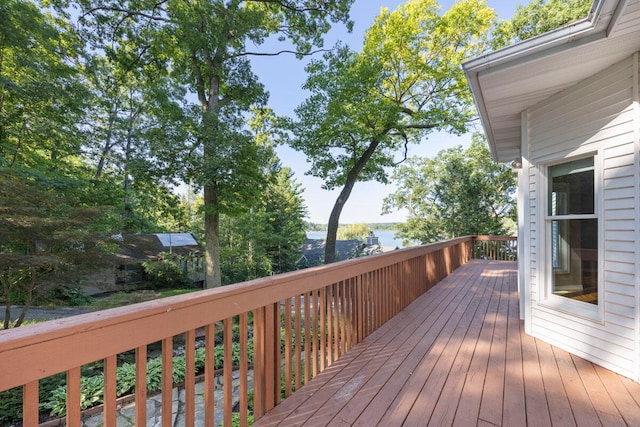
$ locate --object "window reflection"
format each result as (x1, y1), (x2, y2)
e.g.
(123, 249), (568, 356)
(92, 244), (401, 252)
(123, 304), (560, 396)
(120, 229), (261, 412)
(548, 158), (597, 305)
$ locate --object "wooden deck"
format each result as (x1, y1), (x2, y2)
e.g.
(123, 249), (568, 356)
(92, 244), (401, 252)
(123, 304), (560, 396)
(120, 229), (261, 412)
(254, 260), (640, 427)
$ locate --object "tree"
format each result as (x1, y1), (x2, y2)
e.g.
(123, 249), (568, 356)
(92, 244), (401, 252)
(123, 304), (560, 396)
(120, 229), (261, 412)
(0, 0), (89, 170)
(220, 158), (307, 284)
(492, 0), (592, 47)
(337, 223), (370, 241)
(383, 134), (516, 245)
(74, 0), (355, 287)
(288, 0), (495, 263)
(0, 168), (118, 328)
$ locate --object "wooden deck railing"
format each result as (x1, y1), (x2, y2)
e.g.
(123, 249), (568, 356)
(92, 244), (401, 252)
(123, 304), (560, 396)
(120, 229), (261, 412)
(472, 235), (517, 261)
(0, 236), (511, 426)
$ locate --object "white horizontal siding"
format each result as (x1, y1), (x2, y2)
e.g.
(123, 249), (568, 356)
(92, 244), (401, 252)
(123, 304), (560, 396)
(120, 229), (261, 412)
(528, 165), (539, 303)
(612, 0), (640, 37)
(525, 54), (639, 380)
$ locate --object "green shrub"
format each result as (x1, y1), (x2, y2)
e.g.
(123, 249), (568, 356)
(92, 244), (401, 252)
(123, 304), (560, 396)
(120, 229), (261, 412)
(43, 375), (105, 417)
(0, 387), (23, 425)
(40, 340), (253, 418)
(49, 284), (94, 306)
(142, 253), (192, 289)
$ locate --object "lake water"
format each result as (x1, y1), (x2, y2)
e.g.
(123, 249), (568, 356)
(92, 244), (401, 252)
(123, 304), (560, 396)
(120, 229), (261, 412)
(306, 229), (417, 249)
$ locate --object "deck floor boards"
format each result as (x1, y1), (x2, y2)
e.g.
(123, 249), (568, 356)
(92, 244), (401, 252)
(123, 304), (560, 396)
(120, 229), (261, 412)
(253, 260), (640, 426)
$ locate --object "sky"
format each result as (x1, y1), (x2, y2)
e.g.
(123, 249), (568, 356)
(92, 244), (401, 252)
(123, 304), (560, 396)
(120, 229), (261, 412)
(250, 1), (521, 225)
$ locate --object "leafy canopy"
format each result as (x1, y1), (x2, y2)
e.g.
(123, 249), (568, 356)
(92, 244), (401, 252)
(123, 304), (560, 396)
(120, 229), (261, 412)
(289, 0), (495, 262)
(383, 134), (517, 244)
(293, 0), (496, 189)
(492, 0), (592, 47)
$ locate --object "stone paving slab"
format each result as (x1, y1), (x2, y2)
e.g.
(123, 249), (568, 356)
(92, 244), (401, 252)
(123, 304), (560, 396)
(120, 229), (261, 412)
(79, 371), (253, 426)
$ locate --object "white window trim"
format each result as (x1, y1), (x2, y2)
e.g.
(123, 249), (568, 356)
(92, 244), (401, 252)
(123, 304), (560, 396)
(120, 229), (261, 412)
(538, 151), (604, 322)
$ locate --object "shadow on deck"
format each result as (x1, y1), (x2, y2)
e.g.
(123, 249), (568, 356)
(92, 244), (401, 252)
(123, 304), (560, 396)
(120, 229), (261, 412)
(254, 260), (640, 426)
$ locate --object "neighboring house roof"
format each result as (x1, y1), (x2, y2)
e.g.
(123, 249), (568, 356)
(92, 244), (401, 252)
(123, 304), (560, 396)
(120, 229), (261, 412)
(115, 233), (202, 263)
(463, 0), (640, 162)
(298, 238), (364, 266)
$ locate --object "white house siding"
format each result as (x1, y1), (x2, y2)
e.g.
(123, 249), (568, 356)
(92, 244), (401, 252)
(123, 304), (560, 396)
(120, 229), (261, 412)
(524, 54), (639, 380)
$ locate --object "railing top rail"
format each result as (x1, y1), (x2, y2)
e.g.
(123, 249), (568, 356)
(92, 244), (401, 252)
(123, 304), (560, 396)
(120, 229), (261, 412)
(473, 235), (516, 241)
(0, 236), (474, 392)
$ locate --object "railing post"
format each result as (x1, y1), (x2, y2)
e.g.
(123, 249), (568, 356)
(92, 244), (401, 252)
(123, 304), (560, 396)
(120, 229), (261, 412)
(254, 303), (280, 415)
(23, 381), (38, 427)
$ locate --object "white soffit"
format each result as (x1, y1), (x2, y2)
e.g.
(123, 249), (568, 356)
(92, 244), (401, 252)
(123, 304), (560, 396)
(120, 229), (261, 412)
(464, 0), (640, 162)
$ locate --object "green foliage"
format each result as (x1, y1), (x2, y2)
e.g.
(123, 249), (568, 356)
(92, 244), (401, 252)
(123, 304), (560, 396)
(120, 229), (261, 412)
(0, 167), (119, 328)
(289, 0), (496, 262)
(44, 374), (105, 417)
(40, 338), (255, 418)
(220, 160), (307, 284)
(142, 253), (193, 289)
(72, 0), (355, 287)
(492, 0), (592, 48)
(229, 412), (255, 427)
(384, 134), (517, 244)
(0, 372), (69, 424)
(49, 284), (94, 306)
(1, 319), (311, 423)
(337, 223), (370, 241)
(304, 222), (327, 232)
(0, 386), (22, 425)
(0, 0), (89, 170)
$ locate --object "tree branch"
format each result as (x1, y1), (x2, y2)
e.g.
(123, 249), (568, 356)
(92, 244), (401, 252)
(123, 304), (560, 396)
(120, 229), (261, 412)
(80, 1), (170, 24)
(244, 0), (328, 14)
(228, 47), (332, 59)
(393, 131), (410, 166)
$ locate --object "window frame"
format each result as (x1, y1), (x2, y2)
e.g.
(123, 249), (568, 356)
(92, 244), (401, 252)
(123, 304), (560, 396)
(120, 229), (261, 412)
(540, 152), (603, 321)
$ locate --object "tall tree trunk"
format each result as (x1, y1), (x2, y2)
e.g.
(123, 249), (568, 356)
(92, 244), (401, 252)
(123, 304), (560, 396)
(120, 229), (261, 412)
(204, 184), (222, 287)
(13, 268), (34, 328)
(325, 183), (353, 264)
(122, 104), (141, 232)
(95, 105), (117, 179)
(194, 39), (226, 288)
(9, 120), (26, 168)
(2, 277), (11, 330)
(324, 139), (382, 263)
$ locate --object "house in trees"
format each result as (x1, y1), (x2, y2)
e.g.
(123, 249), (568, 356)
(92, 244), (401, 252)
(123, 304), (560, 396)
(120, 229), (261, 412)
(115, 233), (205, 287)
(296, 238), (364, 268)
(83, 233), (205, 293)
(463, 0), (640, 380)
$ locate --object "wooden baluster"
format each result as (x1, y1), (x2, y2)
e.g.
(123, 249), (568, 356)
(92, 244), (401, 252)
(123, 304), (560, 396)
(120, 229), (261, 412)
(204, 324), (215, 427)
(185, 329), (196, 427)
(320, 286), (326, 372)
(66, 367), (81, 427)
(333, 283), (340, 363)
(275, 303), (282, 406)
(23, 381), (38, 427)
(162, 338), (173, 427)
(311, 290), (318, 378)
(223, 318), (233, 427)
(253, 308), (265, 419)
(284, 298), (293, 397)
(294, 295), (302, 390)
(304, 292), (311, 383)
(240, 312), (249, 427)
(104, 354), (117, 426)
(338, 279), (344, 355)
(135, 345), (148, 427)
(263, 304), (278, 410)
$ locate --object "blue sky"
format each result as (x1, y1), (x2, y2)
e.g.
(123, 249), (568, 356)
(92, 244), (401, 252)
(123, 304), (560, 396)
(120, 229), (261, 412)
(251, 1), (521, 224)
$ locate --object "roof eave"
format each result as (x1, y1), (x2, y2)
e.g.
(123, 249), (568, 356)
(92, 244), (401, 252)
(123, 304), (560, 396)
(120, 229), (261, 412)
(463, 0), (625, 162)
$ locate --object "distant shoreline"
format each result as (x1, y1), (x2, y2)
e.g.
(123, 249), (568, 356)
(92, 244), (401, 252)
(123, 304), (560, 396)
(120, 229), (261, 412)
(306, 222), (400, 232)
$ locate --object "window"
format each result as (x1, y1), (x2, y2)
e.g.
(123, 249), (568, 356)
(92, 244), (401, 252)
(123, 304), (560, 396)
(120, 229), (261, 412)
(546, 157), (598, 305)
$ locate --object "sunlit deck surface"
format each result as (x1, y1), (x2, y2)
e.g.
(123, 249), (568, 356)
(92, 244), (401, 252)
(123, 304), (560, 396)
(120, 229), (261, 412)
(254, 260), (640, 426)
